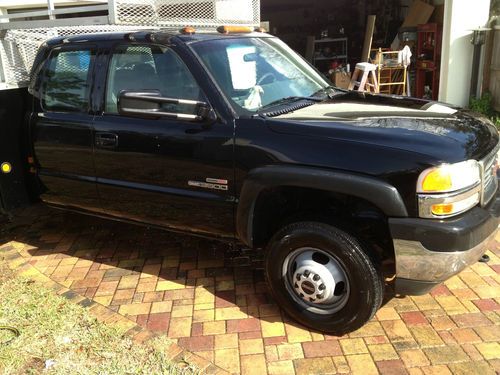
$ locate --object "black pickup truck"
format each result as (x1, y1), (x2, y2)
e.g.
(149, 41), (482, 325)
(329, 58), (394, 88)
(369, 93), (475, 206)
(0, 28), (498, 334)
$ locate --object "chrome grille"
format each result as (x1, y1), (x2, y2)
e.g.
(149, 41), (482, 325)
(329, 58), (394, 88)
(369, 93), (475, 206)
(479, 143), (499, 206)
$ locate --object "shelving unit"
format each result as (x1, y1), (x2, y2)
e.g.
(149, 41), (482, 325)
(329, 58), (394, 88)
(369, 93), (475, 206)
(371, 48), (407, 95)
(415, 23), (442, 100)
(306, 36), (348, 73)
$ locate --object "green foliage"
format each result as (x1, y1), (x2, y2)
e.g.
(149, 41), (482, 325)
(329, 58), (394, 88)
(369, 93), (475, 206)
(470, 92), (500, 129)
(491, 0), (500, 16)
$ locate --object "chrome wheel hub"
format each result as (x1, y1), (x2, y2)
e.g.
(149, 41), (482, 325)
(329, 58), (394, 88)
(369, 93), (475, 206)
(283, 248), (350, 314)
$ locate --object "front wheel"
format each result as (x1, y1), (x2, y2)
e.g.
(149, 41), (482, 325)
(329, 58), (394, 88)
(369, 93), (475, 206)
(265, 221), (384, 334)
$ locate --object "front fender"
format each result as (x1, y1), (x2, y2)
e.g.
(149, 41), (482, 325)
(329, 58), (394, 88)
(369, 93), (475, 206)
(236, 165), (408, 247)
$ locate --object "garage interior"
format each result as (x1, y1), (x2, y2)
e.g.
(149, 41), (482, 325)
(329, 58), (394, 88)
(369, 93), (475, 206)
(261, 0), (445, 99)
(0, 0), (497, 108)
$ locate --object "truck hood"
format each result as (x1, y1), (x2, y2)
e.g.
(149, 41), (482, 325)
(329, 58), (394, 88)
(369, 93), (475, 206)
(270, 93), (499, 162)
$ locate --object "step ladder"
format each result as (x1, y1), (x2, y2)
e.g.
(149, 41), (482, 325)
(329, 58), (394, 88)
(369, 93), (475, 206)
(348, 62), (379, 93)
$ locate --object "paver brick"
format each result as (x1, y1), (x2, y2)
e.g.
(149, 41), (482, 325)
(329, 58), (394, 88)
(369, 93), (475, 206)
(240, 354), (266, 375)
(346, 354), (378, 375)
(302, 340), (342, 358)
(147, 312), (169, 332)
(119, 302), (151, 316)
(113, 288), (135, 301)
(473, 299), (500, 311)
(171, 304), (193, 318)
(215, 333), (239, 349)
(450, 328), (481, 343)
(284, 322), (312, 343)
(409, 325), (445, 347)
(267, 360), (295, 375)
(261, 317), (286, 338)
(400, 349), (430, 368)
(215, 348), (240, 373)
(452, 312), (493, 327)
(423, 345), (470, 364)
(178, 335), (215, 352)
(203, 320), (226, 335)
(474, 325), (500, 341)
(375, 359), (409, 375)
(429, 315), (456, 331)
(340, 338), (369, 355)
(156, 279), (186, 291)
(376, 307), (400, 320)
(475, 342), (500, 360)
(276, 343), (303, 360)
(168, 317), (192, 338)
(294, 357), (336, 375)
(215, 307), (247, 320)
(226, 318), (261, 333)
(401, 311), (428, 326)
(368, 343), (399, 361)
(448, 361), (497, 375)
(240, 338), (264, 355)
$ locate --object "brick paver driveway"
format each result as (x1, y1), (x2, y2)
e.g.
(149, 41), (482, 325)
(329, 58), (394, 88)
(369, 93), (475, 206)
(1, 205), (499, 374)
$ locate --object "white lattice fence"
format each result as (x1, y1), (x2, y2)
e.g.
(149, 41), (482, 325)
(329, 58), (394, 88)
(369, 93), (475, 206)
(111, 0), (260, 27)
(0, 25), (150, 88)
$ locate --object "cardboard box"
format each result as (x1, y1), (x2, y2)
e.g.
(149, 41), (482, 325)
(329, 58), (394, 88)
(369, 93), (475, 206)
(401, 0), (434, 28)
(331, 71), (352, 89)
(430, 4), (445, 24)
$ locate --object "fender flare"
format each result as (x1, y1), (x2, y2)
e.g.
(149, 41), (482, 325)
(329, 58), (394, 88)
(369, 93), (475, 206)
(236, 165), (408, 247)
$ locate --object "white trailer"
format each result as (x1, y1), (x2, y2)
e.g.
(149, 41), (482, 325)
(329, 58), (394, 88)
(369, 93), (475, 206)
(0, 0), (260, 89)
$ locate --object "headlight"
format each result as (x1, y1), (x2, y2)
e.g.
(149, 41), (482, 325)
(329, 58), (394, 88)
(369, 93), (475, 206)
(417, 160), (480, 193)
(417, 160), (481, 218)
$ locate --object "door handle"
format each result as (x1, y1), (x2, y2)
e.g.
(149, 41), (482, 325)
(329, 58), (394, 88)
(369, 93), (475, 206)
(95, 132), (118, 148)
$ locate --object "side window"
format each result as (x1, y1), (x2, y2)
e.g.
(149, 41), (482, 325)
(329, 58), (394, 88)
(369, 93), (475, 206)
(105, 44), (203, 114)
(41, 48), (95, 112)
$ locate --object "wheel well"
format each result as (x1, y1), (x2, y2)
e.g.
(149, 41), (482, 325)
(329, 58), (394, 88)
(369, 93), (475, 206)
(251, 186), (395, 264)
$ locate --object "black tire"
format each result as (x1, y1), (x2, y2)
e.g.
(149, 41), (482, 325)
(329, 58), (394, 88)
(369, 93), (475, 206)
(264, 221), (384, 334)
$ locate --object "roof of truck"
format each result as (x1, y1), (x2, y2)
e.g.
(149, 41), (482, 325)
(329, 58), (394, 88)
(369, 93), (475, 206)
(45, 29), (273, 47)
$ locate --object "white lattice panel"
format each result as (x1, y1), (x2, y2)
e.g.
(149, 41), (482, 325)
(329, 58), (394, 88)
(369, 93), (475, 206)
(112, 0), (260, 27)
(0, 25), (151, 88)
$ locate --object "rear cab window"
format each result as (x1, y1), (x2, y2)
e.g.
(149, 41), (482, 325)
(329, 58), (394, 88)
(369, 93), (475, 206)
(40, 47), (96, 112)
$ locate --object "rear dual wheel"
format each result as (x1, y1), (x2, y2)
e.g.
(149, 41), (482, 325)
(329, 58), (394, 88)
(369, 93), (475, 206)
(264, 221), (384, 334)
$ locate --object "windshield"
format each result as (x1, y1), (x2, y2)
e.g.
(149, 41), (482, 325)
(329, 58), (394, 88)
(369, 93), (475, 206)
(191, 37), (330, 114)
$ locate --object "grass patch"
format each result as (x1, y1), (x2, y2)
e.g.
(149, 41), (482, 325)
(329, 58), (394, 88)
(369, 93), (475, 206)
(0, 265), (198, 374)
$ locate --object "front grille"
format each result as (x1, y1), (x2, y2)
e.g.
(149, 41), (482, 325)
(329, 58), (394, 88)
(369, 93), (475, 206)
(479, 144), (499, 206)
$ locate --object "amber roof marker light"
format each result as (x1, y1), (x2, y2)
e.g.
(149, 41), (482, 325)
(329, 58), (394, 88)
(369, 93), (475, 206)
(217, 26), (253, 34)
(180, 26), (196, 35)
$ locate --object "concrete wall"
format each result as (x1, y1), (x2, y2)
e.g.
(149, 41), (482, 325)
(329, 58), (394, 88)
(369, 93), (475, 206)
(439, 0), (491, 107)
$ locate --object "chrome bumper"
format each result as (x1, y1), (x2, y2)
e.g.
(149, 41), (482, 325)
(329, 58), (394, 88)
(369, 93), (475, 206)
(393, 229), (497, 283)
(390, 186), (499, 295)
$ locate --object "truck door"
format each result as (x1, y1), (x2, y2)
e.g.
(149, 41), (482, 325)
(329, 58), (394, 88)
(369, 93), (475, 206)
(92, 43), (234, 238)
(31, 46), (100, 210)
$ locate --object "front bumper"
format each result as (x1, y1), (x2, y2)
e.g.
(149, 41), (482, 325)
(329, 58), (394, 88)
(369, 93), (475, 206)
(389, 187), (499, 295)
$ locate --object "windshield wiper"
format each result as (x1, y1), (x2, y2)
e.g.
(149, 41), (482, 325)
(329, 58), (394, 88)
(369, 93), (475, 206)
(258, 96), (323, 112)
(311, 85), (345, 99)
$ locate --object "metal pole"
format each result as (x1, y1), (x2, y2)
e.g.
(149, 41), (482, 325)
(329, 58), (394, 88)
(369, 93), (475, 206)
(108, 0), (117, 24)
(47, 0), (55, 20)
(470, 29), (487, 99)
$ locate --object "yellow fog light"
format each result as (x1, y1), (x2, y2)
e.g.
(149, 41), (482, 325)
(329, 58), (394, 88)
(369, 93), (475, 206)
(431, 203), (453, 216)
(1, 162), (12, 174)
